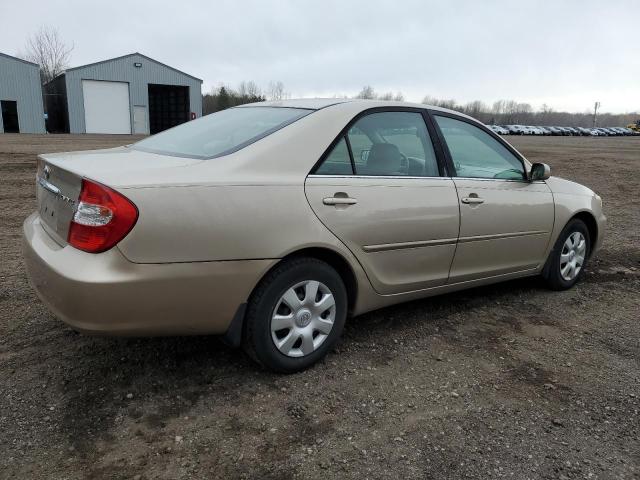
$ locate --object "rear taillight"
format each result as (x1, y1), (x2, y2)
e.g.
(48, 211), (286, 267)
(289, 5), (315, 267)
(68, 179), (138, 253)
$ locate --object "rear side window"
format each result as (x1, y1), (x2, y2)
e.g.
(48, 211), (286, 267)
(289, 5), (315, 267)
(315, 137), (353, 175)
(313, 111), (440, 177)
(349, 112), (439, 177)
(132, 106), (311, 159)
(434, 115), (525, 180)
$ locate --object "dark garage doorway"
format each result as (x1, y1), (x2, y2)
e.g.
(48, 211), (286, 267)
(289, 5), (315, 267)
(1, 100), (20, 133)
(148, 84), (189, 134)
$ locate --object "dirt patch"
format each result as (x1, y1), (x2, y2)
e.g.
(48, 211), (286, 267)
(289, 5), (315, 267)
(0, 134), (639, 479)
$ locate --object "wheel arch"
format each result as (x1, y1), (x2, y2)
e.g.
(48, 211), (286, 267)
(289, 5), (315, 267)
(278, 247), (358, 315)
(224, 246), (360, 348)
(571, 210), (598, 258)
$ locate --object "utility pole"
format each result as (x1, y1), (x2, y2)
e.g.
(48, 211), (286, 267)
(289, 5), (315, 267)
(592, 101), (600, 127)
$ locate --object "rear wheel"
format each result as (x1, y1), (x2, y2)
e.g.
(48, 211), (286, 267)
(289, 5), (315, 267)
(542, 219), (590, 290)
(243, 257), (347, 373)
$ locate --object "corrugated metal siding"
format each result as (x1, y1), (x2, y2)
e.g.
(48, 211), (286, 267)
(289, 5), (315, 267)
(0, 53), (46, 134)
(64, 53), (202, 134)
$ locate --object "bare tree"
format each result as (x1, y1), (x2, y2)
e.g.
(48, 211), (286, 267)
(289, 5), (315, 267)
(463, 100), (487, 117)
(355, 85), (376, 99)
(238, 80), (261, 98)
(379, 91), (405, 101)
(21, 26), (73, 84)
(422, 95), (438, 105)
(267, 81), (288, 101)
(422, 94), (637, 127)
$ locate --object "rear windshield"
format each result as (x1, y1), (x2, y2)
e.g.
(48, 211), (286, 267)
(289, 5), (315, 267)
(131, 106), (311, 159)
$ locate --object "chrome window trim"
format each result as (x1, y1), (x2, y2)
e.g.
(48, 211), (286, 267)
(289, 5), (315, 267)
(453, 177), (546, 184)
(307, 174), (546, 184)
(307, 174), (453, 181)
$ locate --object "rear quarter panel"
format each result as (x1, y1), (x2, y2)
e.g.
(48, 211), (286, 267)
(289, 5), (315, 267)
(116, 183), (380, 316)
(117, 185), (348, 263)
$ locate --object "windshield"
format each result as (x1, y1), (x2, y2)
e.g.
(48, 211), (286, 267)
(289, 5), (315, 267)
(131, 106), (312, 159)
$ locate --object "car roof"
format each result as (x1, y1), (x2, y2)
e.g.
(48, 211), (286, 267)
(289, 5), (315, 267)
(237, 98), (478, 120)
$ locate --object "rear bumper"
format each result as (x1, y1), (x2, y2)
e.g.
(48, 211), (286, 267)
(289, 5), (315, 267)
(22, 212), (276, 335)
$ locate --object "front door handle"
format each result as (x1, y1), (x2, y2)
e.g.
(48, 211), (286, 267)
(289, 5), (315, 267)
(461, 196), (484, 204)
(323, 196), (358, 206)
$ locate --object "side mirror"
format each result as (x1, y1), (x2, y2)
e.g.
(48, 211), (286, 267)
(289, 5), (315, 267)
(530, 162), (551, 181)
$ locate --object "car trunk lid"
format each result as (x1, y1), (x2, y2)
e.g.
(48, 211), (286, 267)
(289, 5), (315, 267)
(35, 147), (201, 246)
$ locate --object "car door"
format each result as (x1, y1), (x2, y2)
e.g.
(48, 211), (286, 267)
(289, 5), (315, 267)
(305, 109), (460, 295)
(432, 113), (554, 283)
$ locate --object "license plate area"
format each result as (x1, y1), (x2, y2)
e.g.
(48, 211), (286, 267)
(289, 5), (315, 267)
(38, 180), (58, 219)
(35, 166), (80, 246)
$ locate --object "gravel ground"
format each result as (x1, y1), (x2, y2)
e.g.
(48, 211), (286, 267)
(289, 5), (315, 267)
(0, 134), (638, 480)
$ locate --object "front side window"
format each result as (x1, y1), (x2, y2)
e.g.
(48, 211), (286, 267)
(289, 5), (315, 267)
(132, 106), (311, 159)
(434, 115), (525, 180)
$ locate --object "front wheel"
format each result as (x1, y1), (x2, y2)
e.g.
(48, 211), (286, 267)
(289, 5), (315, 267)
(243, 257), (347, 373)
(542, 219), (590, 290)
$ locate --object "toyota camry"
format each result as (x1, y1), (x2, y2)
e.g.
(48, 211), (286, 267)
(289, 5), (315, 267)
(23, 99), (606, 372)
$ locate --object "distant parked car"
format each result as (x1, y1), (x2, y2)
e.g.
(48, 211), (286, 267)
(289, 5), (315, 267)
(546, 126), (562, 135)
(504, 125), (525, 135)
(537, 126), (553, 135)
(487, 125), (509, 135)
(577, 127), (594, 136)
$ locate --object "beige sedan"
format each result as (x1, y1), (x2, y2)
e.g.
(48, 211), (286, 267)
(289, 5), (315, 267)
(23, 99), (606, 372)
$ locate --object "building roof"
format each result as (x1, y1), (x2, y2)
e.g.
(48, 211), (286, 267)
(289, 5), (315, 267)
(63, 52), (202, 82)
(0, 52), (39, 67)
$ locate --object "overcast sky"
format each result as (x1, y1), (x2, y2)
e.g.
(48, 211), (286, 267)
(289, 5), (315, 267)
(2, 0), (638, 113)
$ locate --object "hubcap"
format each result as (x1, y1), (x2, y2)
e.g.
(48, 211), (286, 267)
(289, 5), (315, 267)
(559, 231), (586, 281)
(271, 280), (336, 358)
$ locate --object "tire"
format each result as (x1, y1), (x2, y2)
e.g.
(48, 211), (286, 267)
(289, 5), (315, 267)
(243, 257), (347, 373)
(542, 218), (591, 290)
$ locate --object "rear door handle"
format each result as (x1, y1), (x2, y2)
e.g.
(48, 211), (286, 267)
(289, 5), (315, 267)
(461, 197), (484, 204)
(323, 197), (357, 206)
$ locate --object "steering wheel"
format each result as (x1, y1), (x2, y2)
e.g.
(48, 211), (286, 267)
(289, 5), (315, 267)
(493, 168), (523, 179)
(397, 152), (409, 174)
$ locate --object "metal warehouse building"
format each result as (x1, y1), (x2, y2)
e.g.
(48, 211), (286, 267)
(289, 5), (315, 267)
(45, 52), (202, 134)
(0, 52), (46, 134)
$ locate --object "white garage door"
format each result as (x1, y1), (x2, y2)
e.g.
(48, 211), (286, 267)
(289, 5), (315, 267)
(82, 80), (131, 134)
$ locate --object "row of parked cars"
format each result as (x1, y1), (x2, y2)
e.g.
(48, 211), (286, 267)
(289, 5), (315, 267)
(487, 125), (638, 136)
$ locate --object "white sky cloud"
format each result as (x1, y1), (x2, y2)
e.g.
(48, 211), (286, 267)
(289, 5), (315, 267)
(1, 0), (638, 113)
